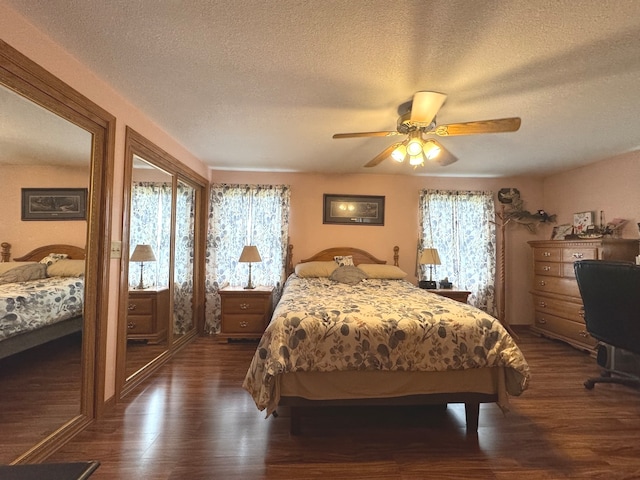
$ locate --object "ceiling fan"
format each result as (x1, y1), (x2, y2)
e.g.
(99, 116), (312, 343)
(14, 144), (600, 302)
(332, 91), (521, 168)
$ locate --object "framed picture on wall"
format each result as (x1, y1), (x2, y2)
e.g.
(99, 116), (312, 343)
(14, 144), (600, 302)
(323, 194), (385, 226)
(21, 188), (88, 221)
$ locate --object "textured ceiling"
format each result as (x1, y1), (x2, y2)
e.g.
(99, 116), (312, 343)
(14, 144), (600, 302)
(4, 0), (640, 177)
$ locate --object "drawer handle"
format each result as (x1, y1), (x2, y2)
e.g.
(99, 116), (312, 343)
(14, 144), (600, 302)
(538, 301), (547, 308)
(543, 266), (551, 271)
(578, 330), (590, 338)
(127, 322), (136, 330)
(579, 308), (585, 318)
(543, 251), (551, 257)
(537, 317), (547, 325)
(239, 321), (248, 328)
(538, 280), (546, 286)
(128, 304), (137, 311)
(572, 253), (584, 259)
(240, 303), (250, 310)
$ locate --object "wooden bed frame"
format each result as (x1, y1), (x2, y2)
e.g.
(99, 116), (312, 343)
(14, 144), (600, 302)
(0, 243), (86, 360)
(278, 245), (498, 435)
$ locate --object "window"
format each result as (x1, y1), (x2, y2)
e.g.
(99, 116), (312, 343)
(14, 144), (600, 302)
(419, 189), (496, 313)
(204, 184), (290, 333)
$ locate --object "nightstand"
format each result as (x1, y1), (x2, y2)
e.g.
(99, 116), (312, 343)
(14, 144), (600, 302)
(218, 286), (274, 341)
(127, 286), (170, 343)
(429, 289), (471, 304)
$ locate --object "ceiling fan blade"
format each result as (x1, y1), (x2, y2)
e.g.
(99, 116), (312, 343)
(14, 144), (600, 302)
(364, 143), (401, 168)
(434, 117), (521, 136)
(410, 91), (447, 125)
(431, 140), (458, 166)
(333, 131), (401, 139)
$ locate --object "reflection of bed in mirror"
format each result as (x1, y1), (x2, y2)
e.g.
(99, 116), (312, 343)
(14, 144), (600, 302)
(243, 245), (530, 434)
(0, 242), (85, 359)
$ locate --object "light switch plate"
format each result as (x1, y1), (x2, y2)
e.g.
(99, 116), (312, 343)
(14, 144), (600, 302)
(110, 241), (122, 259)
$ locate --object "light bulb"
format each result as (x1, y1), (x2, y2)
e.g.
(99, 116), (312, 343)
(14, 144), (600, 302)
(409, 153), (424, 166)
(424, 140), (441, 160)
(406, 138), (423, 156)
(391, 144), (407, 162)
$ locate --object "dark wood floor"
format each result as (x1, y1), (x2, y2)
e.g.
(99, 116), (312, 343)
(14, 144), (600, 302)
(43, 328), (640, 479)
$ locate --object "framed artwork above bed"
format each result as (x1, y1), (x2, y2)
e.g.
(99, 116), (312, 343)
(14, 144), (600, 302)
(21, 188), (88, 221)
(323, 194), (385, 226)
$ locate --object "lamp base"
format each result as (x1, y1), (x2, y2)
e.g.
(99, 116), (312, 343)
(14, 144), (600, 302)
(418, 280), (437, 289)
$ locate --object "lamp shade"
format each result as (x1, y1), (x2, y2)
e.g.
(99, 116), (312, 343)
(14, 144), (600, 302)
(130, 244), (156, 262)
(419, 248), (441, 265)
(239, 245), (262, 263)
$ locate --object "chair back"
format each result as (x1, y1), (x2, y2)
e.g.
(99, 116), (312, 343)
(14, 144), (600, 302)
(574, 260), (640, 355)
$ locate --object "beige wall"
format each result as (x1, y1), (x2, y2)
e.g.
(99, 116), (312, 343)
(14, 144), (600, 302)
(210, 170), (547, 326)
(1, 165), (89, 255)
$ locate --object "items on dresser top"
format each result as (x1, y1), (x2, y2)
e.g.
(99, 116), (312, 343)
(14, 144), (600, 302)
(528, 238), (639, 352)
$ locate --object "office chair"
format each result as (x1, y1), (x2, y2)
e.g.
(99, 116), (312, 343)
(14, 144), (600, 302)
(574, 260), (640, 390)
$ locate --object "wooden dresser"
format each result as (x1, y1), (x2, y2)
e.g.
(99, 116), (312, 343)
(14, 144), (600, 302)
(218, 286), (274, 341)
(528, 238), (639, 352)
(127, 287), (170, 344)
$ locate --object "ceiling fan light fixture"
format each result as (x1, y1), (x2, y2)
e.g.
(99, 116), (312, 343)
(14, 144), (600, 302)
(409, 153), (424, 166)
(406, 132), (423, 156)
(391, 144), (407, 162)
(423, 140), (441, 160)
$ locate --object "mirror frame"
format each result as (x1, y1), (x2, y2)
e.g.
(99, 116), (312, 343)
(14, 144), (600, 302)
(0, 40), (114, 462)
(117, 127), (207, 399)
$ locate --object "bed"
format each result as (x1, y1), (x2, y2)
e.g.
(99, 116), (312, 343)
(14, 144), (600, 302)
(243, 246), (530, 434)
(0, 242), (86, 360)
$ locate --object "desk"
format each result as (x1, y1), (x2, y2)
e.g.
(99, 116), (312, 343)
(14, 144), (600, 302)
(0, 461), (99, 480)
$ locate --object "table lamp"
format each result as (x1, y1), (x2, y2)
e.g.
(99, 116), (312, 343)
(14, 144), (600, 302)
(130, 244), (156, 289)
(419, 248), (441, 289)
(239, 245), (262, 289)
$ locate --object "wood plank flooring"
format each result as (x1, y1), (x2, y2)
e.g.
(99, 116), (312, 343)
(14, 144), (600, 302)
(45, 328), (640, 479)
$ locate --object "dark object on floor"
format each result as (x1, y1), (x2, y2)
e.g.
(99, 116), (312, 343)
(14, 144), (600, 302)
(0, 461), (99, 480)
(574, 260), (640, 390)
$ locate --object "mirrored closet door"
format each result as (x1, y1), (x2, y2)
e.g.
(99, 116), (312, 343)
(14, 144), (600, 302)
(0, 40), (113, 463)
(118, 127), (206, 398)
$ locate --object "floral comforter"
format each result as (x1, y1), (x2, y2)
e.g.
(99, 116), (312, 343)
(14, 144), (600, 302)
(0, 276), (84, 341)
(243, 275), (530, 415)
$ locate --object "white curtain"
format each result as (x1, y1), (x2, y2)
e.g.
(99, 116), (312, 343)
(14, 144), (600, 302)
(419, 189), (497, 314)
(204, 184), (290, 333)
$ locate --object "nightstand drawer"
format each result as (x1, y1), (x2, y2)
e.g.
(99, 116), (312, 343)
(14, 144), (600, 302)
(127, 297), (153, 315)
(222, 314), (266, 333)
(127, 315), (153, 334)
(222, 296), (270, 314)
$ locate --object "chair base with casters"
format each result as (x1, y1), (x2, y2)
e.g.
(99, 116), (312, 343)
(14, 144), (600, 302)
(584, 343), (640, 390)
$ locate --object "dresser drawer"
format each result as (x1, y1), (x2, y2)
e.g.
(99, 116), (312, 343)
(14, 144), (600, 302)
(561, 247), (597, 262)
(222, 295), (270, 314)
(127, 315), (153, 334)
(532, 275), (581, 298)
(128, 297), (153, 315)
(534, 261), (562, 276)
(532, 294), (584, 323)
(222, 314), (266, 333)
(533, 311), (596, 350)
(533, 247), (561, 262)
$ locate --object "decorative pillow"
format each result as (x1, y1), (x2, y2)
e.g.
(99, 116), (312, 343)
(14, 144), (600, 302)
(333, 255), (354, 267)
(295, 261), (338, 278)
(358, 264), (408, 279)
(39, 253), (69, 266)
(329, 265), (367, 285)
(0, 263), (47, 285)
(0, 261), (37, 275)
(47, 259), (86, 277)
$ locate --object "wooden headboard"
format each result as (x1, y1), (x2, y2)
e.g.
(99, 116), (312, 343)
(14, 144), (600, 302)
(12, 244), (86, 262)
(285, 245), (399, 277)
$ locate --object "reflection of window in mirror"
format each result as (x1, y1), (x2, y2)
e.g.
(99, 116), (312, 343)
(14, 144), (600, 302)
(173, 180), (196, 337)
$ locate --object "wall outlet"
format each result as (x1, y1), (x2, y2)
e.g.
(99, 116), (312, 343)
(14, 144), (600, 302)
(110, 241), (122, 259)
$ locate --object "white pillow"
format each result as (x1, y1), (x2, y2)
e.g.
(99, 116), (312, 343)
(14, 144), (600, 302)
(47, 259), (86, 277)
(333, 255), (354, 267)
(358, 264), (407, 279)
(39, 253), (69, 266)
(295, 261), (338, 277)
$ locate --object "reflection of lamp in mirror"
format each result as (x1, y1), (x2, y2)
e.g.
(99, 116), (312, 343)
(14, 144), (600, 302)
(239, 245), (261, 289)
(130, 244), (156, 290)
(419, 248), (441, 289)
